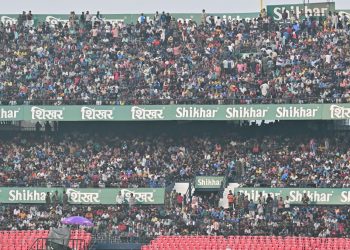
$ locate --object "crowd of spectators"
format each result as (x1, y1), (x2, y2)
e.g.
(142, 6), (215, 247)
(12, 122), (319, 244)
(1, 191), (350, 242)
(1, 6), (350, 244)
(0, 130), (349, 188)
(0, 10), (350, 105)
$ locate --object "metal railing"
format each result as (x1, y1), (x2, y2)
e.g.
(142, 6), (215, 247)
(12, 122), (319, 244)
(92, 232), (152, 244)
(0, 96), (347, 105)
(28, 237), (88, 250)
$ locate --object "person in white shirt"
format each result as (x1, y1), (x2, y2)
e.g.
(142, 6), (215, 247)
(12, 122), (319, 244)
(284, 196), (291, 210)
(116, 191), (125, 204)
(260, 82), (270, 97)
(257, 201), (264, 215)
(215, 17), (222, 27)
(332, 12), (339, 30)
(13, 207), (20, 216)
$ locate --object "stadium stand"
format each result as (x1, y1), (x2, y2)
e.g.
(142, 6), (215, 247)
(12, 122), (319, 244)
(0, 126), (349, 246)
(0, 5), (350, 250)
(0, 10), (349, 105)
(0, 130), (348, 188)
(0, 230), (91, 250)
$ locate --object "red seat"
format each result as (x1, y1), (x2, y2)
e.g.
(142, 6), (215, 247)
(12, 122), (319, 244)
(143, 236), (350, 250)
(0, 230), (92, 250)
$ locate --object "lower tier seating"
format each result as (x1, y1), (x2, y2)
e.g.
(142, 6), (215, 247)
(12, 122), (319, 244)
(0, 230), (92, 250)
(142, 236), (350, 250)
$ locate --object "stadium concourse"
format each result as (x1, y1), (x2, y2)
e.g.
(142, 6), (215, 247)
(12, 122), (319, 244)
(0, 5), (350, 250)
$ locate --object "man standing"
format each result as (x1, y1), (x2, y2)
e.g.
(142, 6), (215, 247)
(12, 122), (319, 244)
(45, 192), (51, 208)
(341, 13), (348, 30)
(278, 197), (284, 212)
(266, 194), (273, 215)
(272, 196), (278, 214)
(177, 193), (183, 208)
(302, 193), (310, 206)
(284, 196), (290, 211)
(227, 190), (235, 211)
(116, 191), (125, 204)
(257, 201), (264, 215)
(170, 190), (177, 208)
(85, 11), (92, 29)
(26, 11), (33, 27)
(62, 191), (68, 209)
(17, 11), (26, 27)
(128, 193), (136, 208)
(248, 199), (256, 217)
(258, 192), (265, 205)
(52, 191), (59, 207)
(201, 10), (207, 26)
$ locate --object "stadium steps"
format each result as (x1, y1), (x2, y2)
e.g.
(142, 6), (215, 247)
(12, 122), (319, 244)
(173, 182), (190, 196)
(218, 183), (240, 208)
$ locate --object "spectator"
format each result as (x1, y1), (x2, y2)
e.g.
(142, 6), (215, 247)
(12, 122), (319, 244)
(227, 190), (234, 211)
(248, 199), (256, 217)
(177, 193), (183, 208)
(45, 192), (51, 207)
(272, 197), (278, 214)
(128, 193), (136, 208)
(302, 193), (310, 206)
(116, 191), (125, 204)
(257, 201), (264, 215)
(62, 191), (68, 208)
(52, 191), (59, 207)
(284, 196), (290, 211)
(0, 10), (349, 105)
(277, 197), (284, 212)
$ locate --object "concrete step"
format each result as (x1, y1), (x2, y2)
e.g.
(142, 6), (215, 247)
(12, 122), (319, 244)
(219, 183), (240, 208)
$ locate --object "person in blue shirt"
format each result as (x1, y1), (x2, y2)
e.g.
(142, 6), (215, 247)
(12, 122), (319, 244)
(139, 13), (146, 24)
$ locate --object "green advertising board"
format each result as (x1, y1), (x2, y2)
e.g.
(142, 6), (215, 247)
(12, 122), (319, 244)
(0, 104), (350, 121)
(0, 12), (259, 27)
(0, 187), (62, 204)
(195, 176), (226, 189)
(235, 188), (350, 205)
(0, 187), (165, 204)
(1, 8), (348, 26)
(267, 2), (336, 21)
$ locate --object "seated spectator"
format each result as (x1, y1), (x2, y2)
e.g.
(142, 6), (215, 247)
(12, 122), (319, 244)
(0, 11), (349, 105)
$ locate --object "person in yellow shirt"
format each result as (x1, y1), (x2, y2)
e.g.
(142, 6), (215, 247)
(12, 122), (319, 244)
(18, 210), (27, 220)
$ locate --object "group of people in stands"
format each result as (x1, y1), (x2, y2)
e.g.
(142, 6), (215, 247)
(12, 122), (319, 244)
(1, 190), (349, 241)
(0, 10), (349, 105)
(0, 129), (349, 241)
(0, 132), (349, 188)
(0, 8), (350, 243)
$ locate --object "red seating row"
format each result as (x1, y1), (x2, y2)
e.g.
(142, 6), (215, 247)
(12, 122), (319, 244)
(0, 230), (92, 250)
(142, 236), (350, 250)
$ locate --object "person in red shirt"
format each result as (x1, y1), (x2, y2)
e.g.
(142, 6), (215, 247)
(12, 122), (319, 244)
(176, 193), (183, 208)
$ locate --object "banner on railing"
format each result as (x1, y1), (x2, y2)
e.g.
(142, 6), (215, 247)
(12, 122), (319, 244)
(267, 2), (336, 21)
(195, 176), (226, 189)
(0, 104), (350, 121)
(0, 187), (165, 204)
(0, 13), (259, 27)
(235, 187), (350, 205)
(2, 8), (349, 26)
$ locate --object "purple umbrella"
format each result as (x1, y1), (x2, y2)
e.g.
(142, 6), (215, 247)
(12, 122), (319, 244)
(61, 216), (93, 226)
